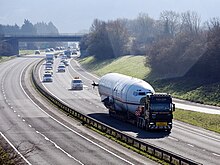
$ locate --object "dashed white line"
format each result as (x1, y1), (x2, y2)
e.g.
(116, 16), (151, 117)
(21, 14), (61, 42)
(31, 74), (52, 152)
(212, 153), (220, 157)
(36, 130), (84, 165)
(168, 136), (179, 141)
(28, 124), (32, 128)
(187, 144), (194, 147)
(32, 62), (135, 165)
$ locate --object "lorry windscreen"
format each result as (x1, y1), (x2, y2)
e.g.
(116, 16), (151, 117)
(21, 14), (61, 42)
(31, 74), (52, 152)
(149, 103), (171, 112)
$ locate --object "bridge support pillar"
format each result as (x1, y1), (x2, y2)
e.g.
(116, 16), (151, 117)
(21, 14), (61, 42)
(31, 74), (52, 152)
(5, 38), (19, 56)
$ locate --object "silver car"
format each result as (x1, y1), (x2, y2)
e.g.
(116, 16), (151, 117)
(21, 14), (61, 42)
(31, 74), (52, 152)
(43, 73), (53, 82)
(71, 78), (83, 90)
(57, 65), (65, 72)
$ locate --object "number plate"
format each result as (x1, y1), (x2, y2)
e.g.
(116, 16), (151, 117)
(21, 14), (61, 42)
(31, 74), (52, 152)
(156, 122), (167, 126)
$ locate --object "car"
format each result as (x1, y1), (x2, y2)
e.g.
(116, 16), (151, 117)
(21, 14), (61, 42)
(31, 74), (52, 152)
(44, 70), (53, 75)
(44, 67), (53, 75)
(50, 48), (55, 52)
(71, 77), (83, 90)
(35, 50), (40, 54)
(45, 60), (53, 66)
(57, 65), (65, 72)
(43, 73), (53, 82)
(59, 52), (64, 56)
(62, 60), (69, 66)
(61, 55), (67, 61)
(45, 48), (50, 52)
(45, 64), (53, 70)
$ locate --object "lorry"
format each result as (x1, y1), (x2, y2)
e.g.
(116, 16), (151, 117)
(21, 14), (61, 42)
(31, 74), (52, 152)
(93, 73), (175, 131)
(134, 93), (175, 131)
(45, 53), (54, 64)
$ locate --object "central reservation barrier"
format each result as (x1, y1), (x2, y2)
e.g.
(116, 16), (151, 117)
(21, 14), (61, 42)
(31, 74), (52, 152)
(32, 60), (202, 165)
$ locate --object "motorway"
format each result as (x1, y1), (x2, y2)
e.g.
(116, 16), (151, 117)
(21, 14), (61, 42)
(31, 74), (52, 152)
(0, 55), (156, 165)
(38, 54), (220, 165)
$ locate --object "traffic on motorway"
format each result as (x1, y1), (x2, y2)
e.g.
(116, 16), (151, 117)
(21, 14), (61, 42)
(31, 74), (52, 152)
(38, 51), (220, 165)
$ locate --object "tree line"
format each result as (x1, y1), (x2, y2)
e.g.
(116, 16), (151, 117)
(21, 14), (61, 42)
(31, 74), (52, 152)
(0, 19), (59, 36)
(80, 11), (220, 81)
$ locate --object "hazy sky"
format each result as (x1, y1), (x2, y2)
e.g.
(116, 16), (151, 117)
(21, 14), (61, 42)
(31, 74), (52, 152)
(0, 0), (219, 33)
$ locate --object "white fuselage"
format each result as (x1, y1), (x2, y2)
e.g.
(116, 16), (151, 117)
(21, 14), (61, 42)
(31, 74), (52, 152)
(98, 73), (155, 114)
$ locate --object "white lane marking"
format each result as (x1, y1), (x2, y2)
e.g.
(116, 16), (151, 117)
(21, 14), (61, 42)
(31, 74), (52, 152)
(0, 132), (32, 165)
(22, 119), (25, 122)
(18, 115), (20, 118)
(72, 59), (99, 79)
(212, 153), (220, 157)
(31, 63), (135, 165)
(36, 131), (84, 165)
(39, 65), (68, 105)
(174, 123), (220, 143)
(187, 144), (194, 147)
(69, 61), (91, 81)
(168, 136), (179, 142)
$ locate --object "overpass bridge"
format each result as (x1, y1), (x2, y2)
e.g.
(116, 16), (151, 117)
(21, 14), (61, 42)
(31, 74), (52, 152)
(1, 34), (85, 55)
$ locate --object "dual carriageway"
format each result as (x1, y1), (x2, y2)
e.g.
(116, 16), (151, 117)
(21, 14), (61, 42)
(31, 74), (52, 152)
(0, 52), (220, 164)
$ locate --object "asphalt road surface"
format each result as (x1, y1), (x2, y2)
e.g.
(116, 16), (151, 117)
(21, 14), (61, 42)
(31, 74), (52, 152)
(39, 54), (220, 165)
(0, 55), (156, 165)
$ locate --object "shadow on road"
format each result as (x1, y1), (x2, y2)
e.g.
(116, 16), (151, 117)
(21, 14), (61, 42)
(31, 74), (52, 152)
(88, 113), (170, 139)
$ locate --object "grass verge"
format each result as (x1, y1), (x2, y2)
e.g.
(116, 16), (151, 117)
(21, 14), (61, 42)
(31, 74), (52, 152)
(174, 109), (220, 133)
(0, 56), (15, 63)
(152, 78), (220, 106)
(78, 55), (220, 134)
(79, 55), (150, 79)
(19, 50), (34, 55)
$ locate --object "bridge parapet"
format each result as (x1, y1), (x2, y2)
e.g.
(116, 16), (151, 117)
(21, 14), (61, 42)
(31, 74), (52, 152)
(2, 33), (87, 38)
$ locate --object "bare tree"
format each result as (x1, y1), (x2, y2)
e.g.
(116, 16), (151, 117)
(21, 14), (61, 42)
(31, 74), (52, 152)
(0, 139), (35, 165)
(160, 10), (180, 36)
(180, 11), (201, 35)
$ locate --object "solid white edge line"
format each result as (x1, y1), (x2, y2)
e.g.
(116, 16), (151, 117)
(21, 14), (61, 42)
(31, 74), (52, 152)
(0, 63), (31, 164)
(72, 59), (99, 79)
(36, 59), (135, 165)
(69, 60), (93, 81)
(0, 132), (32, 165)
(20, 63), (84, 165)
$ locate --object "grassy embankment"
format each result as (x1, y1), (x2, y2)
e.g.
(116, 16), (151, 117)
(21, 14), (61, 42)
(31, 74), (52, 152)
(19, 50), (35, 55)
(0, 56), (15, 63)
(78, 55), (220, 134)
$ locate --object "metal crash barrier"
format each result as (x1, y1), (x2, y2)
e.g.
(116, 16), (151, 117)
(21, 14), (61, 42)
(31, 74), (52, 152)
(32, 60), (201, 165)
